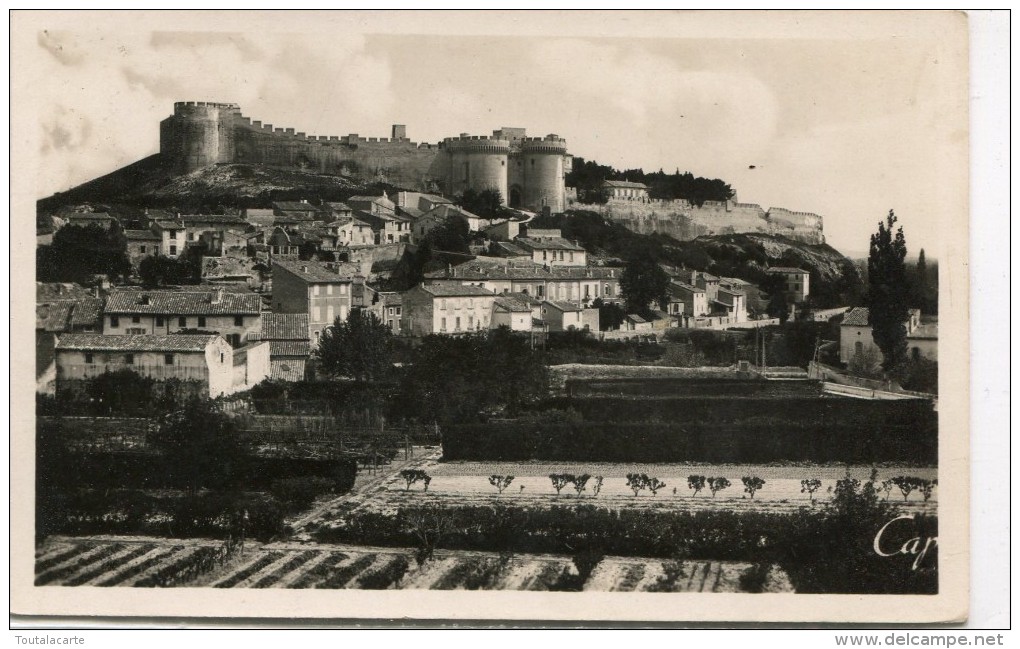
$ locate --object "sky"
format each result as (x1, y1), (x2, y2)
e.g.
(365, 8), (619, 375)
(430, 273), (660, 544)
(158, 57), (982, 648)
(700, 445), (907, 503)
(17, 11), (968, 257)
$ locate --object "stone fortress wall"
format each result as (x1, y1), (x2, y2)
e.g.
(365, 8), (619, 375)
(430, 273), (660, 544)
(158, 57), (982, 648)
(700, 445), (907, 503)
(160, 102), (571, 212)
(570, 194), (825, 245)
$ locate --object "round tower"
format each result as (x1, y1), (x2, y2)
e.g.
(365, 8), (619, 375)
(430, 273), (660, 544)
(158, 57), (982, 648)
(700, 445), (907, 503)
(159, 101), (240, 173)
(520, 135), (568, 213)
(442, 135), (510, 203)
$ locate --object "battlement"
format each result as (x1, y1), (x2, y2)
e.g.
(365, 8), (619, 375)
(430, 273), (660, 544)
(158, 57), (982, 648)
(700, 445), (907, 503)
(441, 135), (511, 153)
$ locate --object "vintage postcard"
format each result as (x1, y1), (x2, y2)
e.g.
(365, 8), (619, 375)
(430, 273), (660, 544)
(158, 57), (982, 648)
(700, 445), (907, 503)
(11, 10), (970, 624)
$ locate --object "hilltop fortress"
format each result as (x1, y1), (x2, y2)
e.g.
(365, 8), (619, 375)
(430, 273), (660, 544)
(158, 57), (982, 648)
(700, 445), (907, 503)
(160, 101), (572, 212)
(159, 101), (823, 243)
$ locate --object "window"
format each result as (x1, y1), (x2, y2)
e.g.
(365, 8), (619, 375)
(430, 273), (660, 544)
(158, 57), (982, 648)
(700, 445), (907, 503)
(178, 317), (187, 327)
(126, 328), (145, 335)
(164, 353), (174, 365)
(340, 284), (348, 295)
(156, 317), (164, 327)
(110, 316), (119, 328)
(388, 308), (394, 316)
(140, 245), (147, 254)
(198, 316), (207, 328)
(312, 307), (321, 322)
(169, 245), (177, 256)
(326, 306), (334, 322)
(132, 316), (141, 324)
(440, 317), (447, 332)
(125, 354), (134, 365)
(439, 299), (446, 311)
(455, 317), (461, 331)
(313, 285), (320, 296)
(234, 315), (243, 327)
(468, 315), (474, 329)
(170, 230), (178, 240)
(854, 341), (864, 356)
(220, 352), (225, 363)
(84, 353), (94, 364)
(327, 284), (334, 296)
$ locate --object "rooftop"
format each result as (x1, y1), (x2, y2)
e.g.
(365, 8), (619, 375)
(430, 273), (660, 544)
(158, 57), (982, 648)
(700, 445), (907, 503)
(417, 283), (496, 298)
(514, 236), (585, 252)
(668, 281), (704, 295)
(180, 214), (249, 225)
(269, 340), (311, 357)
(258, 313), (310, 340)
(494, 293), (539, 312)
(272, 259), (359, 283)
(604, 180), (649, 190)
(55, 333), (221, 352)
(425, 262), (619, 281)
(767, 267), (810, 275)
(105, 290), (261, 315)
(544, 300), (583, 312)
(841, 306), (870, 327)
(124, 229), (161, 241)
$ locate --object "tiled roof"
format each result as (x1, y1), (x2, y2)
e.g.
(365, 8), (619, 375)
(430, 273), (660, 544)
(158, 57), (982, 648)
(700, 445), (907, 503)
(417, 284), (496, 297)
(604, 180), (649, 189)
(668, 281), (704, 295)
(381, 293), (403, 307)
(273, 259), (359, 283)
(494, 241), (529, 256)
(152, 219), (184, 230)
(544, 300), (582, 312)
(273, 201), (320, 212)
(515, 236), (585, 252)
(716, 286), (745, 297)
(269, 340), (311, 357)
(36, 297), (105, 331)
(258, 313), (310, 340)
(626, 313), (648, 323)
(55, 333), (220, 352)
(180, 214), (249, 226)
(494, 293), (537, 312)
(37, 282), (91, 301)
(325, 202), (353, 211)
(767, 267), (809, 274)
(105, 290), (261, 315)
(124, 229), (161, 241)
(427, 262), (620, 281)
(270, 359), (307, 382)
(841, 307), (870, 327)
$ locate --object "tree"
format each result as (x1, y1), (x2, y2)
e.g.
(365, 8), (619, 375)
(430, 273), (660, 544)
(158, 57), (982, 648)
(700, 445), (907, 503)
(867, 210), (910, 372)
(400, 469), (431, 492)
(591, 476), (604, 497)
(316, 308), (394, 382)
(889, 476), (921, 501)
(149, 398), (247, 492)
(879, 480), (894, 501)
(549, 473), (572, 496)
(488, 475), (514, 495)
(687, 475), (707, 497)
(707, 477), (731, 497)
(37, 223), (132, 284)
(741, 476), (765, 500)
(801, 479), (823, 503)
(405, 503), (451, 565)
(626, 473), (649, 497)
(572, 474), (592, 496)
(919, 479), (937, 502)
(592, 297), (626, 331)
(458, 188), (505, 219)
(620, 256), (670, 318)
(646, 477), (666, 496)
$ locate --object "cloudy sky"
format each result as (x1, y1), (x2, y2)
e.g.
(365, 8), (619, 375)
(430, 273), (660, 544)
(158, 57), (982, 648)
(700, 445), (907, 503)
(15, 10), (968, 256)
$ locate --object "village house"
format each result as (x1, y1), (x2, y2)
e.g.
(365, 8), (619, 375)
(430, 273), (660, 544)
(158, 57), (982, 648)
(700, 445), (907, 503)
(180, 213), (250, 242)
(243, 208), (277, 228)
(271, 259), (357, 343)
(36, 284), (104, 394)
(513, 236), (587, 267)
(389, 191), (452, 213)
(356, 210), (411, 244)
(492, 292), (542, 332)
(266, 226), (301, 258)
(150, 218), (186, 257)
(103, 288), (263, 347)
(484, 219), (522, 241)
(63, 212), (117, 229)
(713, 285), (748, 323)
(541, 300), (598, 332)
(53, 333), (270, 399)
(400, 284), (496, 336)
(373, 292), (404, 334)
(839, 307), (938, 365)
(327, 217), (375, 247)
(272, 200), (322, 221)
(124, 229), (162, 265)
(767, 266), (811, 302)
(667, 281), (709, 317)
(324, 202), (354, 220)
(603, 180), (650, 200)
(347, 193), (396, 216)
(424, 260), (620, 305)
(252, 313), (311, 382)
(623, 313), (654, 332)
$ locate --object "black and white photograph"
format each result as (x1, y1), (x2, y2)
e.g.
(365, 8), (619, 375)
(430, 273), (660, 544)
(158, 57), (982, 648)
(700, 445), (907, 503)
(11, 9), (978, 625)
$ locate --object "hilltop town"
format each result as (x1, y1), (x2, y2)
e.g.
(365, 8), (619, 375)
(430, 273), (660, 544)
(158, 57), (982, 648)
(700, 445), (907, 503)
(34, 101), (939, 594)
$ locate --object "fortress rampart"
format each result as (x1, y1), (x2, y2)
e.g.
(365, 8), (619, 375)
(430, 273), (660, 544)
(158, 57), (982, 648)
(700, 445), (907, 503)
(160, 102), (570, 212)
(570, 195), (825, 245)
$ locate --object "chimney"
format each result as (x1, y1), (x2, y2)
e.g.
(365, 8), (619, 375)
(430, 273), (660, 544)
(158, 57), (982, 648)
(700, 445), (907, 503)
(211, 288), (223, 304)
(301, 265), (308, 273)
(140, 294), (150, 305)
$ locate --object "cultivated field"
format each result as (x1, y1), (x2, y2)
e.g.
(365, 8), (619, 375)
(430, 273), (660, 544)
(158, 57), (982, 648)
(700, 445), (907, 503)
(34, 538), (791, 592)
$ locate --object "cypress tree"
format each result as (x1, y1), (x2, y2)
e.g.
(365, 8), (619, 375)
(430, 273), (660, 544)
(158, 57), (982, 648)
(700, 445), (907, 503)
(867, 210), (910, 372)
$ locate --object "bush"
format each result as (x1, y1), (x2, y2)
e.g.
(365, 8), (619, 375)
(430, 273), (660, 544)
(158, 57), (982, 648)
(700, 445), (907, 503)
(269, 477), (335, 513)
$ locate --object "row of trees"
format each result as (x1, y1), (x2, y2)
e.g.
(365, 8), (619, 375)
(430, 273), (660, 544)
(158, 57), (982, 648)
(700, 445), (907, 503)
(37, 223), (132, 284)
(565, 158), (735, 207)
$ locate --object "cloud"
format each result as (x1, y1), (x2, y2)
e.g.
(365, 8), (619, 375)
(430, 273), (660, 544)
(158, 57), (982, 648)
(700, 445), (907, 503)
(33, 30), (395, 195)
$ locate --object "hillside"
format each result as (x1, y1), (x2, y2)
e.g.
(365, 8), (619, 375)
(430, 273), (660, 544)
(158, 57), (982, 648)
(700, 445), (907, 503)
(532, 210), (864, 307)
(38, 161), (379, 214)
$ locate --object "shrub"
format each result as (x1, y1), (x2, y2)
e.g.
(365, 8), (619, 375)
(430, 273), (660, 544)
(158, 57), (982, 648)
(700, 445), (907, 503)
(800, 479), (823, 503)
(707, 477), (731, 497)
(549, 474), (573, 495)
(688, 475), (707, 497)
(741, 476), (765, 500)
(269, 477), (335, 513)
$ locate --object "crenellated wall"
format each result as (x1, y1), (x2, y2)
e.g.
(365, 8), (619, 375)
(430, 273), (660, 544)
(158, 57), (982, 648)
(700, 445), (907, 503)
(159, 103), (570, 210)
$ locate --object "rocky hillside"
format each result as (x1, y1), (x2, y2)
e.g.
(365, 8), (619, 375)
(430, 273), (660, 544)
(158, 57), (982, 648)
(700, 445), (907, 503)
(38, 160), (379, 214)
(534, 210), (864, 307)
